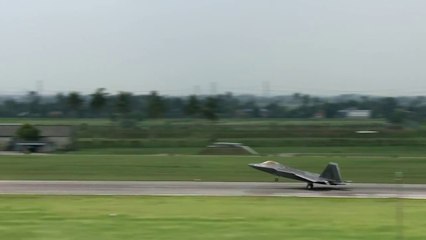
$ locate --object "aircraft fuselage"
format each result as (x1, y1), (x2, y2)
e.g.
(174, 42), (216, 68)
(249, 161), (347, 188)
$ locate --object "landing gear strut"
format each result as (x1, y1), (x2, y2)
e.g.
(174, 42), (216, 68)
(306, 183), (314, 190)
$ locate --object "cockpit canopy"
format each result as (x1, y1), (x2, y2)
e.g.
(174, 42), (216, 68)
(259, 160), (281, 167)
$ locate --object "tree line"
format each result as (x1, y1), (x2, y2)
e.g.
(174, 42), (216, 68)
(1, 89), (426, 123)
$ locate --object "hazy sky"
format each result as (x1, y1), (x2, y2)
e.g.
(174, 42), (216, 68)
(1, 0), (425, 96)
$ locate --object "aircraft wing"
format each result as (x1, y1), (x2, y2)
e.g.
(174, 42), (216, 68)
(278, 170), (329, 184)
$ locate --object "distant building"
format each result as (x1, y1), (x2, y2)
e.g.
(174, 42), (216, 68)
(0, 124), (75, 152)
(338, 109), (371, 118)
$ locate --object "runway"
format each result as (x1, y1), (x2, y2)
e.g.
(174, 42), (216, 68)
(0, 181), (426, 199)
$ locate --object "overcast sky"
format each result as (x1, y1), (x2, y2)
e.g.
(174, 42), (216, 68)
(1, 0), (425, 96)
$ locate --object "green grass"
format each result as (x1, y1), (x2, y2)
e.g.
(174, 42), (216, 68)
(215, 118), (386, 126)
(74, 147), (202, 155)
(0, 117), (386, 126)
(0, 196), (424, 240)
(73, 146), (426, 156)
(1, 154), (426, 183)
(255, 146), (426, 156)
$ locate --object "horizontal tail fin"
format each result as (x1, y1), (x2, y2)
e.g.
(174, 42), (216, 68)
(320, 162), (343, 183)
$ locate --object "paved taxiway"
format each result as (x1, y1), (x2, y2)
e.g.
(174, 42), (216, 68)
(0, 181), (425, 199)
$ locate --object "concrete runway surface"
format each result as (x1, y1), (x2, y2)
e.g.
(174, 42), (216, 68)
(0, 181), (426, 199)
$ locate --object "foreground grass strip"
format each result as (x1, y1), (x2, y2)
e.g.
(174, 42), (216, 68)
(1, 154), (426, 183)
(0, 196), (424, 240)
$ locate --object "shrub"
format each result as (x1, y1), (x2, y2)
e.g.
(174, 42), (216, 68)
(16, 124), (41, 141)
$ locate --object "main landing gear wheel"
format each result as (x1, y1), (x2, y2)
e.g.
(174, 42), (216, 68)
(306, 183), (314, 190)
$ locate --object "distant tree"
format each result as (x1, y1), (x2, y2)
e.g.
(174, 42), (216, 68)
(410, 96), (426, 108)
(202, 97), (219, 121)
(265, 102), (287, 118)
(16, 124), (40, 141)
(217, 92), (239, 117)
(66, 92), (84, 116)
(252, 106), (261, 118)
(1, 99), (20, 117)
(359, 96), (374, 110)
(27, 91), (41, 115)
(312, 97), (322, 105)
(292, 92), (302, 105)
(147, 91), (166, 118)
(239, 101), (261, 118)
(381, 97), (398, 117)
(322, 102), (339, 118)
(415, 105), (426, 122)
(115, 92), (132, 117)
(54, 93), (67, 110)
(90, 88), (108, 117)
(388, 109), (408, 124)
(301, 94), (311, 106)
(184, 95), (201, 117)
(166, 97), (185, 118)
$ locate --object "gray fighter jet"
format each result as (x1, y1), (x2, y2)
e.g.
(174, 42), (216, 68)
(249, 161), (347, 189)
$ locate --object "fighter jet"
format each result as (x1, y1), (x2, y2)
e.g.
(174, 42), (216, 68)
(249, 161), (347, 189)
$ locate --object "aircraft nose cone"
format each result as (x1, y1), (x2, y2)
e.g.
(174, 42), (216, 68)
(248, 163), (262, 170)
(248, 162), (277, 175)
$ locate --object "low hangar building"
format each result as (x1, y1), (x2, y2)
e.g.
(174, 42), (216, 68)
(0, 124), (75, 152)
(199, 142), (258, 155)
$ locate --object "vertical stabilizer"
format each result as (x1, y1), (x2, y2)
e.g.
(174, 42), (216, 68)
(320, 162), (343, 183)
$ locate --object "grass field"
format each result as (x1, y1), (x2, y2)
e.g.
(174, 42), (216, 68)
(1, 154), (425, 183)
(0, 117), (386, 126)
(0, 196), (424, 240)
(75, 146), (426, 156)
